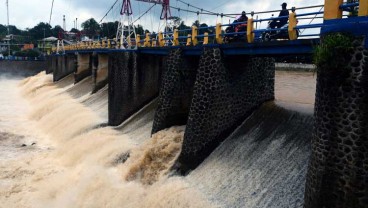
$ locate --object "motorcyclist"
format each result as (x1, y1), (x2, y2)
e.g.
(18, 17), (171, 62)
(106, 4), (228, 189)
(237, 11), (248, 23)
(270, 2), (289, 29)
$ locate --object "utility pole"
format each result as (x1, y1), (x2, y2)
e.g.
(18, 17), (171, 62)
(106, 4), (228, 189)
(76, 18), (78, 30)
(6, 0), (10, 57)
(63, 15), (66, 31)
(43, 28), (46, 54)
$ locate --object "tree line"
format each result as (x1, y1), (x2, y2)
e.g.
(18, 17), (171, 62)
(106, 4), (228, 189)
(0, 16), (213, 44)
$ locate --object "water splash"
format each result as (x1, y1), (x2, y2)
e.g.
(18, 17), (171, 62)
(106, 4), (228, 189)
(125, 126), (185, 185)
(0, 72), (214, 208)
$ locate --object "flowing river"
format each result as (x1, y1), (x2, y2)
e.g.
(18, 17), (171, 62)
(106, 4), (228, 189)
(0, 69), (316, 208)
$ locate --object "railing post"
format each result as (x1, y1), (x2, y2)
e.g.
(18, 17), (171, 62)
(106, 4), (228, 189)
(288, 7), (298, 40)
(192, 26), (198, 46)
(186, 34), (192, 46)
(158, 32), (165, 47)
(324, 0), (343, 20)
(107, 39), (111, 48)
(136, 35), (141, 47)
(247, 18), (254, 43)
(359, 0), (368, 16)
(216, 23), (223, 44)
(203, 32), (209, 45)
(144, 33), (151, 47)
(173, 29), (179, 46)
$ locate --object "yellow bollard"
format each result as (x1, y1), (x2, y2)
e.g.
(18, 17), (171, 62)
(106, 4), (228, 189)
(192, 26), (198, 46)
(136, 35), (141, 47)
(359, 0), (368, 16)
(107, 39), (111, 48)
(173, 29), (179, 46)
(158, 32), (165, 47)
(186, 34), (192, 46)
(216, 23), (223, 44)
(288, 11), (298, 40)
(203, 32), (209, 45)
(324, 0), (343, 20)
(144, 33), (151, 47)
(247, 18), (255, 43)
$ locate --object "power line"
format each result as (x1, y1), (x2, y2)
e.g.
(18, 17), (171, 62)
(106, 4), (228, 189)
(175, 0), (234, 18)
(176, 0), (215, 15)
(133, 3), (157, 24)
(99, 0), (120, 23)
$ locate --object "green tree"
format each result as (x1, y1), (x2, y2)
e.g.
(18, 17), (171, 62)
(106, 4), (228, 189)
(70, 28), (80, 33)
(28, 22), (52, 41)
(81, 18), (101, 38)
(135, 24), (145, 36)
(51, 25), (64, 39)
(100, 21), (118, 38)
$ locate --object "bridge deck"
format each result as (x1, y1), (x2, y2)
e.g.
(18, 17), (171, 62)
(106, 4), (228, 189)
(63, 38), (320, 56)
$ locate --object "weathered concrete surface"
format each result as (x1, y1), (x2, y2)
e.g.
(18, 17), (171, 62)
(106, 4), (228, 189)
(108, 52), (164, 126)
(275, 63), (316, 72)
(75, 53), (92, 83)
(92, 53), (109, 93)
(52, 54), (77, 82)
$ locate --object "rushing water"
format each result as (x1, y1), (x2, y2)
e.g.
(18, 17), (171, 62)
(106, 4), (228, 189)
(0, 69), (316, 208)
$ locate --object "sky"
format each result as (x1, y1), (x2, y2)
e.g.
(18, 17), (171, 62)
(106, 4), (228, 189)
(0, 0), (324, 34)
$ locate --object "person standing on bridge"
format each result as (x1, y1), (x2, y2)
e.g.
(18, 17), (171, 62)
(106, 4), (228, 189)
(270, 2), (289, 29)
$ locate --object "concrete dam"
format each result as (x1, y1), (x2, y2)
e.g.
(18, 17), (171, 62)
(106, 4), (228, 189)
(36, 32), (365, 207)
(0, 1), (367, 207)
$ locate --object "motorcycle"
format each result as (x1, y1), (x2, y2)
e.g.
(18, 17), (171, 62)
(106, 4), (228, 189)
(224, 20), (247, 43)
(261, 20), (299, 42)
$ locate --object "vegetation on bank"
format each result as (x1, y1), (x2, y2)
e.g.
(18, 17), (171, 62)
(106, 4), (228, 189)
(314, 33), (355, 72)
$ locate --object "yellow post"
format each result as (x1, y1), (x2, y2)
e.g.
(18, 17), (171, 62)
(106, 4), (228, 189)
(136, 35), (141, 47)
(186, 34), (192, 46)
(203, 32), (209, 45)
(107, 39), (111, 48)
(324, 0), (343, 20)
(247, 18), (255, 43)
(288, 11), (298, 40)
(152, 38), (157, 47)
(359, 0), (368, 16)
(173, 29), (179, 46)
(158, 32), (165, 47)
(144, 33), (151, 47)
(192, 26), (198, 46)
(216, 23), (223, 44)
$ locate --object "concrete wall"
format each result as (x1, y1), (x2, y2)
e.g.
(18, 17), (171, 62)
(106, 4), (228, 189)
(304, 37), (368, 207)
(108, 52), (164, 126)
(75, 53), (92, 83)
(0, 60), (46, 76)
(46, 57), (53, 74)
(53, 54), (77, 82)
(92, 53), (109, 93)
(275, 63), (316, 72)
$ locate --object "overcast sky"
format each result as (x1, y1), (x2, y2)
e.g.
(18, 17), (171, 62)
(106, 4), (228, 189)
(0, 0), (324, 33)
